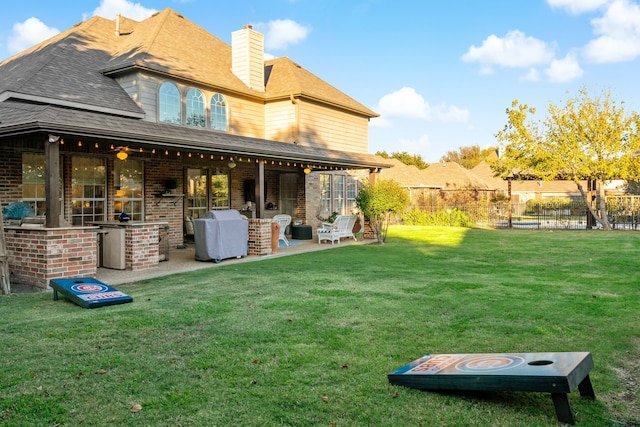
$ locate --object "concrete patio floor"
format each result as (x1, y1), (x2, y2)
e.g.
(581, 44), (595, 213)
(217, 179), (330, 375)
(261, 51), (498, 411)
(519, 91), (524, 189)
(8, 237), (370, 294)
(95, 237), (371, 286)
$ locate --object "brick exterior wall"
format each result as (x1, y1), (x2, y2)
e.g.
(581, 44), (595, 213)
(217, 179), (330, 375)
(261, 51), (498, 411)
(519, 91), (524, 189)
(5, 226), (97, 289)
(124, 223), (160, 270)
(247, 218), (273, 256)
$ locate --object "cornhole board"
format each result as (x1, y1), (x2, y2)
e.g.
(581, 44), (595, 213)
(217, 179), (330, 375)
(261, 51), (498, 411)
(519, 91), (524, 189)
(49, 277), (133, 309)
(388, 352), (595, 425)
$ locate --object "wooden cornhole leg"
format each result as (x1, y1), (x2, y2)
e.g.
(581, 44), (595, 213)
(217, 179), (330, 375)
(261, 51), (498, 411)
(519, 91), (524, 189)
(551, 393), (575, 425)
(578, 375), (596, 398)
(551, 375), (596, 425)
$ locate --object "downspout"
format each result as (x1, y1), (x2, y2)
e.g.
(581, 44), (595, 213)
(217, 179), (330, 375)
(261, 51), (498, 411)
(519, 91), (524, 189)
(290, 94), (300, 143)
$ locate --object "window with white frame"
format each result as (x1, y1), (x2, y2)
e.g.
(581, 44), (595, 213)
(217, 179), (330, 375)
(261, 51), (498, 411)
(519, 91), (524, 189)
(186, 168), (230, 219)
(114, 158), (144, 221)
(158, 82), (181, 124)
(319, 173), (359, 218)
(186, 88), (206, 127)
(22, 153), (48, 216)
(71, 157), (106, 226)
(210, 93), (228, 131)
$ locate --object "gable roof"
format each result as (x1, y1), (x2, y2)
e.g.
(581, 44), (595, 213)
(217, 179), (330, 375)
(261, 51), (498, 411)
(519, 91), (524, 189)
(420, 162), (493, 190)
(0, 16), (144, 117)
(472, 160), (584, 194)
(378, 158), (440, 188)
(264, 57), (378, 117)
(0, 8), (377, 119)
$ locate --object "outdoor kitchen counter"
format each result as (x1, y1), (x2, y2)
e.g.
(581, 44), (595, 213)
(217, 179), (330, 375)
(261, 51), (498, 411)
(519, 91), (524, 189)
(91, 221), (169, 270)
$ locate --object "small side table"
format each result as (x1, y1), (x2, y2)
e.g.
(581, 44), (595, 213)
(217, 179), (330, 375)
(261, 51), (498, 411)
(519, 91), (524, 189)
(291, 224), (312, 240)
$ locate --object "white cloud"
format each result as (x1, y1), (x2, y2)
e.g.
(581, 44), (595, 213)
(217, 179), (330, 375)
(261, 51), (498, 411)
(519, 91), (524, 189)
(377, 87), (430, 120)
(546, 0), (610, 14)
(544, 52), (584, 82)
(583, 0), (640, 62)
(7, 17), (60, 54)
(431, 104), (470, 123)
(374, 87), (469, 128)
(258, 19), (311, 51)
(462, 30), (555, 72)
(88, 0), (157, 21)
(523, 68), (541, 81)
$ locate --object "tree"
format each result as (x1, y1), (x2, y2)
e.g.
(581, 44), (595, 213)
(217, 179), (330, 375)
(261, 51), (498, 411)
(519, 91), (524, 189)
(440, 145), (496, 169)
(356, 179), (409, 243)
(493, 87), (640, 230)
(375, 151), (429, 169)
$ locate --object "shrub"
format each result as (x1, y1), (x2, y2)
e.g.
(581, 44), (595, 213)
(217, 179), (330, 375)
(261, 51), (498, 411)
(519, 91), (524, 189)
(402, 208), (472, 227)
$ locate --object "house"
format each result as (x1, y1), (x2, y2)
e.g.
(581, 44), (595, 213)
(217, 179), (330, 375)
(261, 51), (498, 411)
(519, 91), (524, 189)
(472, 161), (585, 202)
(0, 9), (388, 288)
(377, 158), (443, 206)
(418, 162), (494, 204)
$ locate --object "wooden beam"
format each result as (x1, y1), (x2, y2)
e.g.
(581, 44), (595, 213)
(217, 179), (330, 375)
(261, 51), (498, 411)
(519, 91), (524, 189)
(255, 161), (265, 218)
(45, 134), (61, 228)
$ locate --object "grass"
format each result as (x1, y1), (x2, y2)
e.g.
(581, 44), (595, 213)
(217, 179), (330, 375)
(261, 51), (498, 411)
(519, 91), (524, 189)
(1, 226), (638, 426)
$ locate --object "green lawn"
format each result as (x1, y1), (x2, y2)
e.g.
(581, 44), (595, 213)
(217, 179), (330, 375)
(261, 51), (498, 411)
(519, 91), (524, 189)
(1, 227), (638, 426)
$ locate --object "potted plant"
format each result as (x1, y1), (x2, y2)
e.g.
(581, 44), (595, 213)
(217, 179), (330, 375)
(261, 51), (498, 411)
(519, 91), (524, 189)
(164, 177), (179, 194)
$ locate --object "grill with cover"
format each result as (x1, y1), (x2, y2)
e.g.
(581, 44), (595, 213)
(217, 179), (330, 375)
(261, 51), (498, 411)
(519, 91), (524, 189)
(194, 209), (248, 262)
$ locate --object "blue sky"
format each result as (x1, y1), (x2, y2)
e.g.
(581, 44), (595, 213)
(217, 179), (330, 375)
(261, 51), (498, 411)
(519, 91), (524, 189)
(2, 0), (640, 163)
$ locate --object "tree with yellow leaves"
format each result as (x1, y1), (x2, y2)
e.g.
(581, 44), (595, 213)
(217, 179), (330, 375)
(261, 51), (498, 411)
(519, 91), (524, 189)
(492, 87), (640, 230)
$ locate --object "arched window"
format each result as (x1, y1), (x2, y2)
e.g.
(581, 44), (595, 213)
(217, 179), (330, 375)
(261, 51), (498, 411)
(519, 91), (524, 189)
(158, 82), (181, 124)
(210, 93), (228, 131)
(186, 88), (206, 127)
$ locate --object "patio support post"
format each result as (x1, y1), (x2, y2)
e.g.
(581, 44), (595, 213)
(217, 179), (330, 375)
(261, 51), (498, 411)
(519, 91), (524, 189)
(255, 161), (265, 218)
(45, 134), (61, 228)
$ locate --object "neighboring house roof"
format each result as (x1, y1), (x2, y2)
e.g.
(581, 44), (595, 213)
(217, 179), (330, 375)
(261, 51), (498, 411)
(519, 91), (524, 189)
(472, 161), (583, 195)
(378, 158), (441, 188)
(420, 162), (493, 190)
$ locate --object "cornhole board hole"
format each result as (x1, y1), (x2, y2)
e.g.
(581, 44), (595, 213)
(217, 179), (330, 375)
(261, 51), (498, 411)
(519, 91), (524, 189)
(388, 352), (595, 425)
(49, 277), (133, 309)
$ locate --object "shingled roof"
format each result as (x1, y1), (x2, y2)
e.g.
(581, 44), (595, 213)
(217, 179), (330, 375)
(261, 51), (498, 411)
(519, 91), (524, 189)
(0, 8), (386, 169)
(0, 8), (376, 118)
(420, 162), (493, 190)
(378, 158), (441, 188)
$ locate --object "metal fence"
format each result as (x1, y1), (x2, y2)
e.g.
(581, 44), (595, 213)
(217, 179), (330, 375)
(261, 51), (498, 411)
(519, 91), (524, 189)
(412, 196), (640, 230)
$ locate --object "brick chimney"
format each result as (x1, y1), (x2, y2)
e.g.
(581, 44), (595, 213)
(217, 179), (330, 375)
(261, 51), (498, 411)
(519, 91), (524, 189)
(232, 25), (265, 92)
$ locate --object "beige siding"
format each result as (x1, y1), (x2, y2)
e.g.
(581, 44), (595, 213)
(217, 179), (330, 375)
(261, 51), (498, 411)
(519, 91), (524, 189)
(115, 72), (369, 152)
(298, 100), (369, 153)
(229, 96), (265, 138)
(121, 71), (265, 137)
(265, 100), (296, 142)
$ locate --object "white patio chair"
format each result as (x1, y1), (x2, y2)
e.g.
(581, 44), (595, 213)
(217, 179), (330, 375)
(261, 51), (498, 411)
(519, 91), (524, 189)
(317, 214), (357, 244)
(272, 214), (292, 247)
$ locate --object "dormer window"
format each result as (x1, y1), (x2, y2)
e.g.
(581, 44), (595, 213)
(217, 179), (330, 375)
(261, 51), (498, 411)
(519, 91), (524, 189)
(158, 82), (181, 124)
(186, 88), (206, 127)
(210, 93), (228, 131)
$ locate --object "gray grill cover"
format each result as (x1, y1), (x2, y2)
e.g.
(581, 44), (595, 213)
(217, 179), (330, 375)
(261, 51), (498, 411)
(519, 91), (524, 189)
(194, 210), (248, 262)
